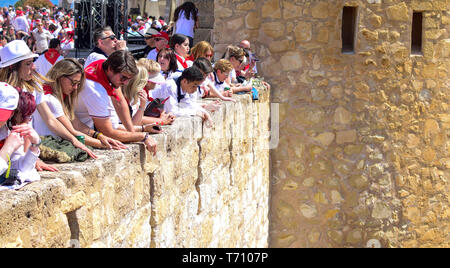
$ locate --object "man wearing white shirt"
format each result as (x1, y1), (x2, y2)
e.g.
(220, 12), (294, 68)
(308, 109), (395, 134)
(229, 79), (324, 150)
(146, 31), (169, 61)
(34, 38), (64, 76)
(84, 26), (127, 68)
(32, 20), (53, 54)
(75, 50), (157, 154)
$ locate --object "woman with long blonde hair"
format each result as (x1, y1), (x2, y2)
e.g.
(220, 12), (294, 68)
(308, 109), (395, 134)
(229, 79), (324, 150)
(122, 58), (175, 126)
(40, 58), (126, 150)
(0, 40), (97, 171)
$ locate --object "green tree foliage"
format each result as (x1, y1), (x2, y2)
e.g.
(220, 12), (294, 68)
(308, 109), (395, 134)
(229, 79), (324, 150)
(15, 0), (54, 10)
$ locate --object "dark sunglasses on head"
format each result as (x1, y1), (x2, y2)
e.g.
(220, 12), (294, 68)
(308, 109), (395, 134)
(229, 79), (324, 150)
(101, 35), (116, 41)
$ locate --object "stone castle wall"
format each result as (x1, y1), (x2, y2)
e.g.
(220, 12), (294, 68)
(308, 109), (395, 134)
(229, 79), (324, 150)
(213, 0), (449, 247)
(0, 89), (270, 248)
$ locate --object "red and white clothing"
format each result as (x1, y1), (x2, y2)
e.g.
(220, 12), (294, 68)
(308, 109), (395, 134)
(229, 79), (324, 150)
(34, 48), (64, 76)
(174, 53), (193, 72)
(75, 60), (121, 130)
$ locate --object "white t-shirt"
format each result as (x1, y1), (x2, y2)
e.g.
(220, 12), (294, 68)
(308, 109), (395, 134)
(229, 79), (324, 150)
(84, 52), (107, 68)
(75, 79), (120, 130)
(34, 53), (64, 77)
(12, 15), (29, 33)
(32, 94), (65, 137)
(175, 10), (195, 38)
(29, 87), (47, 126)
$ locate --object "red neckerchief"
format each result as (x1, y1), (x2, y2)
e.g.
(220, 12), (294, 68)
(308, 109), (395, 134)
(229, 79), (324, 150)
(175, 54), (188, 69)
(143, 87), (154, 102)
(139, 26), (145, 31)
(0, 139), (4, 150)
(43, 84), (67, 100)
(186, 55), (194, 61)
(44, 48), (61, 65)
(84, 60), (120, 101)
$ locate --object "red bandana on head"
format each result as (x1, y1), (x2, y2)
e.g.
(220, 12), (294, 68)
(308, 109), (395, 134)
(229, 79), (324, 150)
(44, 48), (61, 65)
(84, 60), (120, 101)
(175, 54), (188, 69)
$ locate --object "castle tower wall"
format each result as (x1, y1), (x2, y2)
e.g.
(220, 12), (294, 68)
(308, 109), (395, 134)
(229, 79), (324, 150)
(214, 0), (449, 247)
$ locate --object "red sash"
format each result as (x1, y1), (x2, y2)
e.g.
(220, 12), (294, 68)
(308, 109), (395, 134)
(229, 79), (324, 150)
(143, 87), (154, 102)
(44, 49), (61, 65)
(84, 60), (120, 101)
(175, 54), (188, 69)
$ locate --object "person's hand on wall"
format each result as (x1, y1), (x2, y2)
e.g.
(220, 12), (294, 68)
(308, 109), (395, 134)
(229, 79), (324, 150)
(35, 158), (59, 172)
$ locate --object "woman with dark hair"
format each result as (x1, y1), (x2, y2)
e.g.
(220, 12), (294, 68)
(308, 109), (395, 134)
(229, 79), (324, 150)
(173, 1), (198, 48)
(157, 48), (181, 80)
(169, 33), (192, 71)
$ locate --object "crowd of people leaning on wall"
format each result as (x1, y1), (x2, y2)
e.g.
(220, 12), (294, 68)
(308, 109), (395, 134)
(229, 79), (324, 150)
(0, 1), (269, 190)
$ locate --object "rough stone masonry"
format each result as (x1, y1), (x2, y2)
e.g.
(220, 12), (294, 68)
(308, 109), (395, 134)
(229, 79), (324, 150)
(212, 0), (449, 247)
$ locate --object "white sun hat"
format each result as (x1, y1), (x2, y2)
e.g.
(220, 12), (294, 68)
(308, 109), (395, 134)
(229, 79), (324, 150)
(0, 40), (39, 68)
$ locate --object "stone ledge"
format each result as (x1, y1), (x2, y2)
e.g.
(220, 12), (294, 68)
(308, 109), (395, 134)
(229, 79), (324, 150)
(0, 83), (271, 248)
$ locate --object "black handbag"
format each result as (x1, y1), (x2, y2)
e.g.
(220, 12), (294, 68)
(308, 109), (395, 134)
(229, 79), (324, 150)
(144, 97), (170, 118)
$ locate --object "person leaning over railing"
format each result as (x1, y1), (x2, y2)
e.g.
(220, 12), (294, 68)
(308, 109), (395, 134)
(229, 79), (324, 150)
(74, 50), (158, 155)
(38, 58), (127, 151)
(0, 40), (97, 172)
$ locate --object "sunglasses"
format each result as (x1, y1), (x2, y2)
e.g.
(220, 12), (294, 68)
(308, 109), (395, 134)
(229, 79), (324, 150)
(155, 38), (166, 42)
(65, 76), (81, 87)
(101, 35), (116, 41)
(145, 36), (154, 40)
(119, 73), (133, 82)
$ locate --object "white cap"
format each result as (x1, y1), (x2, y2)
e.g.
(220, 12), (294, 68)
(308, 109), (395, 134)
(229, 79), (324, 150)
(0, 83), (19, 121)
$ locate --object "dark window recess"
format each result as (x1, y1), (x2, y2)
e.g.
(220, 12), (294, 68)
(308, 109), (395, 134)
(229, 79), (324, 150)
(341, 6), (358, 53)
(411, 12), (423, 55)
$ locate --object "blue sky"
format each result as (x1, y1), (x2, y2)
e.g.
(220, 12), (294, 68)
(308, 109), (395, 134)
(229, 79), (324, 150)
(2, 0), (60, 7)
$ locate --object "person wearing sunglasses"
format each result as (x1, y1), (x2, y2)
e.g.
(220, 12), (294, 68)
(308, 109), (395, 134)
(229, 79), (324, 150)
(146, 31), (170, 62)
(75, 50), (158, 155)
(31, 19), (53, 54)
(221, 45), (253, 94)
(36, 59), (127, 151)
(84, 26), (127, 68)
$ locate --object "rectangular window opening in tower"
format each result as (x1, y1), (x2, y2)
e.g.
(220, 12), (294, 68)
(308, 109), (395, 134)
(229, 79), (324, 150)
(411, 12), (423, 55)
(341, 6), (358, 54)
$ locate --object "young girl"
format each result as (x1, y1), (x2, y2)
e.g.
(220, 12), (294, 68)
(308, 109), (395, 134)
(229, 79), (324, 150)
(169, 33), (192, 71)
(173, 1), (198, 48)
(189, 41), (214, 62)
(157, 48), (182, 80)
(0, 40), (96, 171)
(39, 58), (127, 150)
